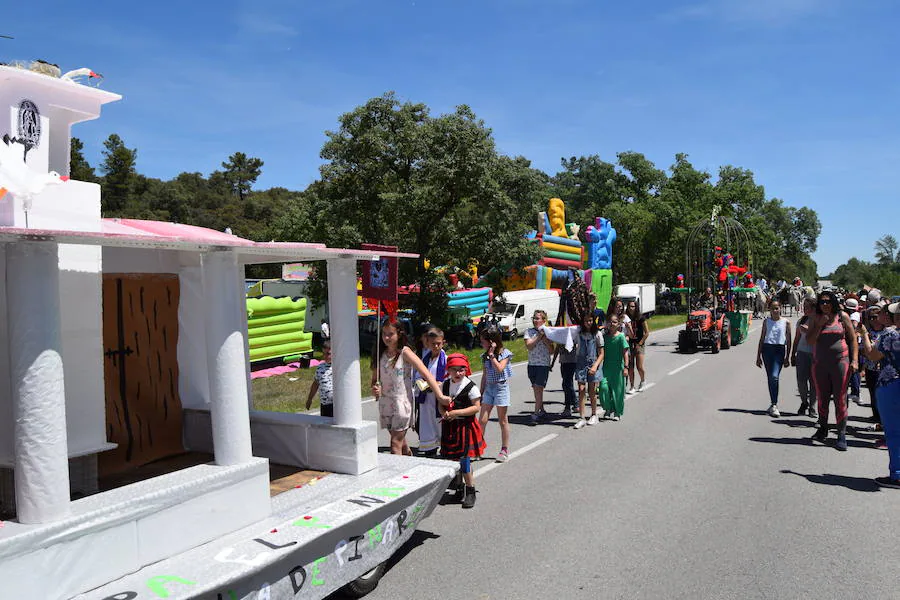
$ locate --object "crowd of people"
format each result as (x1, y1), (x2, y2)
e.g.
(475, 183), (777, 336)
(755, 287), (900, 488)
(349, 295), (652, 509)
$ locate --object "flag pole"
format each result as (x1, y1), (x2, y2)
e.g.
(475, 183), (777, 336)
(375, 300), (382, 386)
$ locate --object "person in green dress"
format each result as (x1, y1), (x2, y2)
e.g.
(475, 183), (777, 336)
(602, 314), (630, 420)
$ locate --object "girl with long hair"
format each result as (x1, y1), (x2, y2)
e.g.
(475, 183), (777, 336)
(371, 320), (449, 456)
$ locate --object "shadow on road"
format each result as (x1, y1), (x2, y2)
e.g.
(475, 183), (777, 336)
(507, 412), (577, 428)
(748, 436), (812, 446)
(750, 436), (876, 450)
(780, 469), (881, 492)
(719, 407), (768, 416)
(772, 418), (817, 428)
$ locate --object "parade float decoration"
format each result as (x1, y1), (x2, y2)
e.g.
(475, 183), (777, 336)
(583, 216), (617, 316)
(0, 63), (454, 600)
(477, 198), (617, 321)
(677, 207), (754, 352)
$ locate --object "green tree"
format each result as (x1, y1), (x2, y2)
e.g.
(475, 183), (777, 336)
(99, 134), (137, 214)
(69, 137), (96, 182)
(221, 152), (264, 201)
(875, 234), (899, 264)
(286, 93), (542, 323)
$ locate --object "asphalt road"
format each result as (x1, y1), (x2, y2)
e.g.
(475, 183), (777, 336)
(357, 323), (899, 600)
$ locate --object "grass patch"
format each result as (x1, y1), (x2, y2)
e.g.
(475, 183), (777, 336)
(648, 314), (685, 331)
(251, 337), (528, 414)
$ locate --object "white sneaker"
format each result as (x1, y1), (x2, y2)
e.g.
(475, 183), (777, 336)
(587, 414), (599, 426)
(602, 410), (611, 419)
(574, 418), (587, 429)
(611, 414), (620, 421)
(637, 381), (645, 392)
(849, 394), (861, 405)
(626, 386), (636, 395)
(767, 404), (781, 418)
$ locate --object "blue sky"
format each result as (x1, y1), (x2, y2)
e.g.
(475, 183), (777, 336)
(6, 0), (898, 275)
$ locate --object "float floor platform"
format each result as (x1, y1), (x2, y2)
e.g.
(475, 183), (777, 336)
(73, 453), (453, 600)
(98, 452), (329, 498)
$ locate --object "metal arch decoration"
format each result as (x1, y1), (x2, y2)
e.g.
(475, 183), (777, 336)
(684, 208), (753, 311)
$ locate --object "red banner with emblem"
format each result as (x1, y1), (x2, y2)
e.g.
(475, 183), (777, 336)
(360, 244), (399, 320)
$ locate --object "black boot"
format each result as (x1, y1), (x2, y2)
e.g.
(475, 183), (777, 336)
(811, 425), (828, 444)
(461, 486), (477, 509)
(836, 420), (848, 451)
(798, 402), (809, 416)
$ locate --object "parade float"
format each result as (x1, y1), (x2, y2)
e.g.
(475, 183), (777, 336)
(676, 208), (754, 352)
(0, 63), (453, 599)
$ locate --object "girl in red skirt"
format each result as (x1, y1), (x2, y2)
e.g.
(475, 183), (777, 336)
(440, 353), (486, 508)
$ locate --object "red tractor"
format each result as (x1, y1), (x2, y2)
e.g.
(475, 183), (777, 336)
(677, 307), (731, 353)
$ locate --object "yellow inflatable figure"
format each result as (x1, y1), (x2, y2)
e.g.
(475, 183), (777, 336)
(548, 198), (567, 237)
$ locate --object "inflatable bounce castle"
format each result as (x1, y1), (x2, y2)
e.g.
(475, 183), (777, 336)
(481, 198), (617, 316)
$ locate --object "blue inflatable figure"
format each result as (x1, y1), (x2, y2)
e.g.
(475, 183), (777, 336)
(585, 217), (617, 270)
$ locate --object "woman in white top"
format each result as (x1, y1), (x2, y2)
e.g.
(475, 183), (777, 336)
(756, 299), (792, 417)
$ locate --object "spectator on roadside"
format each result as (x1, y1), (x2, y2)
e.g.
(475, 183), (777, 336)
(625, 299), (650, 393)
(305, 340), (334, 417)
(756, 299), (792, 418)
(478, 328), (514, 463)
(845, 298), (862, 404)
(807, 291), (858, 451)
(525, 310), (554, 425)
(862, 305), (888, 447)
(558, 334), (579, 418)
(573, 312), (605, 430)
(859, 302), (900, 488)
(413, 328), (447, 457)
(790, 297), (817, 419)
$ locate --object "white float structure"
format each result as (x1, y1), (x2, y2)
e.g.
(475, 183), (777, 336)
(0, 65), (453, 599)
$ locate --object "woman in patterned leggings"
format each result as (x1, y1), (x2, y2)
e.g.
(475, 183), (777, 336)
(807, 291), (859, 451)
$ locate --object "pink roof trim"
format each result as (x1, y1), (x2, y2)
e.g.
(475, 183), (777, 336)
(103, 218), (254, 244)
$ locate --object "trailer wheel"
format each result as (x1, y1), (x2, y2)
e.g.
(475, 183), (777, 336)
(338, 561), (387, 598)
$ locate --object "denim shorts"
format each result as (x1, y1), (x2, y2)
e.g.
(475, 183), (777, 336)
(527, 365), (550, 388)
(575, 366), (602, 384)
(482, 382), (510, 407)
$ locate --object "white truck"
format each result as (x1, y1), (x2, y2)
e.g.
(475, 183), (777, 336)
(616, 283), (656, 317)
(486, 289), (561, 340)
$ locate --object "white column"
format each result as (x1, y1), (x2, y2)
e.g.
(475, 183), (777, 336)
(203, 251), (253, 466)
(6, 241), (71, 523)
(327, 257), (363, 426)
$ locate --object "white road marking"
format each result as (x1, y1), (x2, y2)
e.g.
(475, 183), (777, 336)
(668, 359), (700, 376)
(478, 433), (558, 477)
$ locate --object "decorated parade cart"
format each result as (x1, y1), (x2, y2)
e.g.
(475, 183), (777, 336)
(676, 207), (754, 352)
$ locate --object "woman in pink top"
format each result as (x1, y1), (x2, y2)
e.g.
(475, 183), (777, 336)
(807, 291), (859, 451)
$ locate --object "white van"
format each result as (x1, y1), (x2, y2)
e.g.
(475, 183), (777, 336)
(487, 289), (561, 340)
(616, 283), (656, 317)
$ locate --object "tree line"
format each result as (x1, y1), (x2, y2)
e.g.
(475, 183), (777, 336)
(828, 235), (899, 294)
(76, 91), (831, 313)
